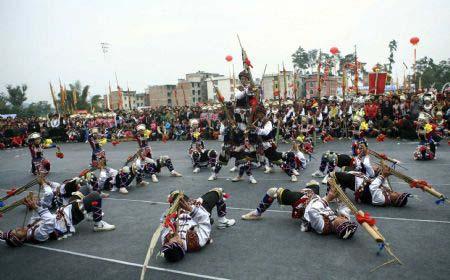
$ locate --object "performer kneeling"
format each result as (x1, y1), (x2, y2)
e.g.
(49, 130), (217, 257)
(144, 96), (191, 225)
(241, 181), (358, 239)
(160, 188), (235, 262)
(1, 192), (115, 247)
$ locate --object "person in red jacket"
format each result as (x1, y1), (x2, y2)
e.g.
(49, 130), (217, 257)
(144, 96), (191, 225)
(364, 99), (379, 121)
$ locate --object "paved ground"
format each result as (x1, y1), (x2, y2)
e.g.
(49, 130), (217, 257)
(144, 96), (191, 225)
(0, 138), (449, 280)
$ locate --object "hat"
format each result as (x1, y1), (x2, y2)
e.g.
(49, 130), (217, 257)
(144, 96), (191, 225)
(306, 180), (320, 195)
(391, 192), (409, 207)
(334, 221), (358, 239)
(136, 124), (146, 131)
(1, 230), (25, 247)
(238, 70), (250, 80)
(29, 132), (41, 140)
(161, 242), (185, 262)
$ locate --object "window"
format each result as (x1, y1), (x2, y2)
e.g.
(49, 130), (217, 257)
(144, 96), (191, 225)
(192, 90), (195, 95)
(191, 83), (195, 87)
(167, 92), (172, 97)
(309, 89), (314, 96)
(192, 97), (196, 103)
(310, 82), (314, 87)
(197, 90), (201, 94)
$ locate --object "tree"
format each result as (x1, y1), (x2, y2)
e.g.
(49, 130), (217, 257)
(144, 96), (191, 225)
(24, 101), (52, 117)
(307, 49), (319, 73)
(292, 46), (309, 73)
(6, 84), (27, 110)
(415, 57), (450, 90)
(387, 40), (398, 74)
(58, 80), (90, 112)
(90, 94), (103, 112)
(0, 91), (9, 113)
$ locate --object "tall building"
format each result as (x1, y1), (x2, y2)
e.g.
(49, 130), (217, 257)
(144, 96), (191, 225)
(176, 71), (222, 105)
(185, 71), (221, 103)
(145, 85), (176, 107)
(110, 90), (136, 110)
(205, 76), (238, 102)
(304, 74), (342, 98)
(135, 93), (147, 108)
(261, 70), (295, 100)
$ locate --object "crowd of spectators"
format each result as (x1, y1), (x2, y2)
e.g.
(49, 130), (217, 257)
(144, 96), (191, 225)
(0, 90), (448, 149)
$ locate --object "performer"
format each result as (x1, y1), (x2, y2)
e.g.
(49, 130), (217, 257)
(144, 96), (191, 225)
(234, 70), (257, 129)
(88, 127), (107, 167)
(414, 113), (436, 160)
(190, 142), (221, 181)
(188, 119), (202, 156)
(114, 166), (142, 194)
(312, 151), (353, 178)
(250, 106), (299, 182)
(231, 137), (258, 184)
(160, 188), (235, 262)
(312, 141), (374, 180)
(141, 155), (182, 183)
(134, 124), (182, 182)
(28, 132), (50, 175)
(328, 170), (410, 207)
(350, 116), (367, 156)
(241, 181), (358, 239)
(1, 193), (115, 247)
(291, 142), (307, 175)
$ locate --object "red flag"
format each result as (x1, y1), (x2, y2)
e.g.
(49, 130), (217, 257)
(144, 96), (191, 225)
(244, 57), (253, 68)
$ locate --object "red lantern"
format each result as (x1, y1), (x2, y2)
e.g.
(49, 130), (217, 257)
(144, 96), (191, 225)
(330, 47), (339, 55)
(225, 55), (233, 62)
(410, 37), (419, 45)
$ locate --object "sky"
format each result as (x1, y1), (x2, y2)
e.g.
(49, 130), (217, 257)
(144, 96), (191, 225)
(1, 0), (449, 103)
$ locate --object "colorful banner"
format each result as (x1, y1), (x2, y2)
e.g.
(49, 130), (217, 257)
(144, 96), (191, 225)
(368, 72), (387, 94)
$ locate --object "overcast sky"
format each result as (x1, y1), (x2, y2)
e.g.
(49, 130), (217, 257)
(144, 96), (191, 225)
(1, 0), (449, 103)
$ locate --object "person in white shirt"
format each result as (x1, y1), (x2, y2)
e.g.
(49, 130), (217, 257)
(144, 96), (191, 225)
(160, 188), (235, 262)
(328, 170), (410, 207)
(241, 180), (358, 239)
(1, 192), (115, 247)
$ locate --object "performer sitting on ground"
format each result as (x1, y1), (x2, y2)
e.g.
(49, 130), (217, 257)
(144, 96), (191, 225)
(241, 180), (358, 239)
(312, 140), (374, 181)
(160, 188), (235, 262)
(0, 192), (115, 247)
(328, 169), (410, 207)
(133, 124), (182, 182)
(28, 132), (51, 175)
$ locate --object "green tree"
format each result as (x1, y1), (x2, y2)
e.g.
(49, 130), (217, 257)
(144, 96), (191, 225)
(6, 84), (27, 110)
(0, 91), (9, 113)
(23, 101), (52, 117)
(387, 40), (397, 74)
(292, 46), (309, 73)
(58, 80), (90, 112)
(307, 49), (319, 73)
(90, 94), (102, 112)
(415, 57), (450, 90)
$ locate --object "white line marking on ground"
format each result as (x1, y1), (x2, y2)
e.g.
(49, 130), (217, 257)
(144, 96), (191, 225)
(105, 197), (450, 224)
(0, 240), (230, 280)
